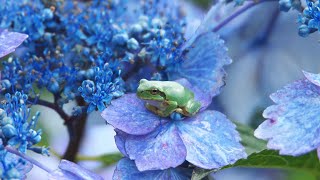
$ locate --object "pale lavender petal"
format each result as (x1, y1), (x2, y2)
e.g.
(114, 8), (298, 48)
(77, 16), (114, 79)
(167, 32), (232, 98)
(269, 78), (319, 103)
(303, 71), (320, 87)
(125, 122), (187, 171)
(176, 110), (247, 169)
(318, 147), (320, 160)
(255, 79), (320, 156)
(175, 78), (212, 110)
(101, 93), (163, 135)
(0, 29), (28, 58)
(49, 159), (103, 180)
(113, 158), (192, 180)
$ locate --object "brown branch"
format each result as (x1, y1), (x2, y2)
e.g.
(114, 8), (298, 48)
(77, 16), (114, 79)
(62, 97), (88, 162)
(29, 98), (70, 121)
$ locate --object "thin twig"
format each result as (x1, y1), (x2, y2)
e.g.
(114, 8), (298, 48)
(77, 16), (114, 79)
(213, 0), (278, 32)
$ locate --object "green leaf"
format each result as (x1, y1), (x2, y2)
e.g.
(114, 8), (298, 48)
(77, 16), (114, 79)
(233, 121), (266, 155)
(76, 153), (123, 167)
(231, 150), (320, 175)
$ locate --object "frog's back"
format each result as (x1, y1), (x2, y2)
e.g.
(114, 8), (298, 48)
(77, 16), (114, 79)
(161, 81), (194, 105)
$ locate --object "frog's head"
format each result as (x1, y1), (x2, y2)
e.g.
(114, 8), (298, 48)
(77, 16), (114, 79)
(137, 79), (166, 101)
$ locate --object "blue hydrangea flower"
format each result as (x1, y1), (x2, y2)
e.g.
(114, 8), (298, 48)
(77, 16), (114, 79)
(255, 71), (320, 158)
(48, 159), (103, 180)
(0, 91), (48, 155)
(298, 0), (320, 37)
(0, 29), (27, 58)
(113, 158), (192, 180)
(0, 91), (47, 179)
(102, 79), (246, 171)
(78, 63), (124, 113)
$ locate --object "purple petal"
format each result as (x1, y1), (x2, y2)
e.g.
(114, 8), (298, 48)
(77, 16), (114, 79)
(0, 29), (28, 58)
(101, 93), (163, 135)
(167, 32), (232, 98)
(176, 110), (247, 169)
(318, 147), (320, 160)
(49, 159), (103, 180)
(114, 129), (129, 157)
(255, 78), (320, 156)
(125, 122), (187, 171)
(174, 78), (212, 110)
(113, 158), (192, 180)
(303, 71), (320, 87)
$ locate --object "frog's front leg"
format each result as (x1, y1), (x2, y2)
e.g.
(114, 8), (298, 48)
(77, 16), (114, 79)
(146, 103), (160, 116)
(184, 100), (201, 116)
(158, 100), (178, 117)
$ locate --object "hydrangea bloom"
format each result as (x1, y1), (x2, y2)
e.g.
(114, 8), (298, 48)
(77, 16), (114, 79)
(255, 71), (320, 158)
(102, 79), (246, 172)
(0, 29), (27, 58)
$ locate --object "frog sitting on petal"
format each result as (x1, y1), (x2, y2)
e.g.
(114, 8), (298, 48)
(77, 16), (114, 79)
(136, 79), (201, 117)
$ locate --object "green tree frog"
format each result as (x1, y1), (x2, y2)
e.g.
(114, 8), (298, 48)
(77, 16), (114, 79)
(137, 79), (201, 117)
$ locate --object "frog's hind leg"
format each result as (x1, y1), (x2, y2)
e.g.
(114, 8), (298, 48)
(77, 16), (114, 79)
(184, 100), (201, 116)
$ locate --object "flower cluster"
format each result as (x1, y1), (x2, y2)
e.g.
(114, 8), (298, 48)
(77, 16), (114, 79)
(0, 91), (48, 179)
(78, 62), (124, 113)
(278, 0), (301, 12)
(255, 71), (320, 158)
(298, 0), (320, 37)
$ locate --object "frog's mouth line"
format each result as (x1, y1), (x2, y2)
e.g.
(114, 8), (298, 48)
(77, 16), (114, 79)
(138, 90), (166, 100)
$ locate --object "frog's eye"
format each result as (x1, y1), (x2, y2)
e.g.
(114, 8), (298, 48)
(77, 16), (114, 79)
(151, 89), (159, 95)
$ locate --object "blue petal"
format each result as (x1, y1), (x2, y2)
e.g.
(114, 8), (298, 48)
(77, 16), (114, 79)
(174, 78), (212, 110)
(125, 122), (187, 171)
(176, 110), (247, 169)
(114, 129), (129, 157)
(303, 71), (320, 87)
(49, 159), (103, 180)
(101, 94), (163, 135)
(113, 158), (192, 180)
(0, 29), (28, 58)
(167, 32), (232, 98)
(255, 78), (320, 156)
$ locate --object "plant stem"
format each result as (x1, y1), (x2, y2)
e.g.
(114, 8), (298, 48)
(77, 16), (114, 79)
(213, 0), (278, 32)
(29, 97), (70, 122)
(62, 97), (87, 162)
(5, 146), (53, 173)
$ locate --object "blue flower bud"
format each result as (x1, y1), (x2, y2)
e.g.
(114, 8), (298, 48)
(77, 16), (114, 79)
(279, 0), (292, 12)
(2, 124), (17, 138)
(151, 18), (163, 28)
(130, 24), (143, 34)
(127, 38), (139, 50)
(42, 8), (54, 20)
(298, 25), (310, 37)
(112, 33), (129, 46)
(48, 80), (59, 93)
(2, 117), (13, 126)
(0, 79), (11, 90)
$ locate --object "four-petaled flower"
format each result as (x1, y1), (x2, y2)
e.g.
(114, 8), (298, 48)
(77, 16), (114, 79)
(102, 79), (246, 172)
